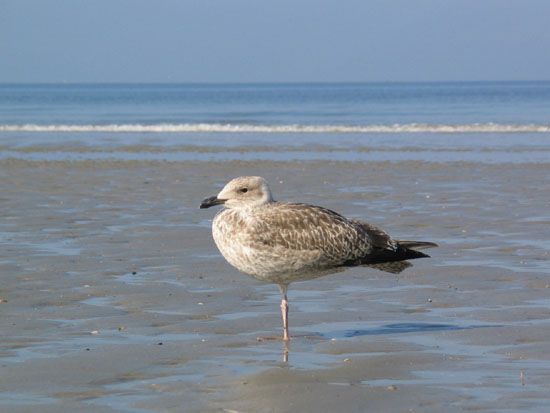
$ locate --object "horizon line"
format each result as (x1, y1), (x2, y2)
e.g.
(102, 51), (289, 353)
(1, 79), (550, 86)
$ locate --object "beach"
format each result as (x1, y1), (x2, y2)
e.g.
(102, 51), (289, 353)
(3, 0), (550, 406)
(1, 150), (549, 412)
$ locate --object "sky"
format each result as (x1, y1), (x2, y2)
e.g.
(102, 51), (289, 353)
(1, 0), (550, 83)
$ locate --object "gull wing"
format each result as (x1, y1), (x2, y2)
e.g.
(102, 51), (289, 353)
(249, 203), (373, 265)
(248, 203), (434, 274)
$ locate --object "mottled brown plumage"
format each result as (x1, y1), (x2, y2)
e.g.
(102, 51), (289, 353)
(200, 176), (437, 340)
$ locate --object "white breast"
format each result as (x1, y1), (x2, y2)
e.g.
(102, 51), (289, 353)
(212, 208), (323, 283)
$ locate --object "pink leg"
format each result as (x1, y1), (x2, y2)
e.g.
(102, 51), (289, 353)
(279, 284), (290, 341)
(282, 340), (289, 363)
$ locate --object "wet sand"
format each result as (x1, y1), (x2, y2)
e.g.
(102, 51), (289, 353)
(1, 158), (549, 412)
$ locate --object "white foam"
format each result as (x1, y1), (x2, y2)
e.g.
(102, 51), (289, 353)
(1, 123), (550, 133)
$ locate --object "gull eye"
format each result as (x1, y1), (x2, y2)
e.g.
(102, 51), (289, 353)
(240, 188), (248, 193)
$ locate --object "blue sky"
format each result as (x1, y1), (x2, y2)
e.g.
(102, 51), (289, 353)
(1, 0), (550, 83)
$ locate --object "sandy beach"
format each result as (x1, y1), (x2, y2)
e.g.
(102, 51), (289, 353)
(1, 156), (549, 412)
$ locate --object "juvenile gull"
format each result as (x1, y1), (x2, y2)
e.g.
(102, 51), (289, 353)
(200, 176), (437, 341)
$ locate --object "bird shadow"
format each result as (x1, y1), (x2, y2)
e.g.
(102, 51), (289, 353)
(311, 322), (493, 340)
(274, 323), (498, 363)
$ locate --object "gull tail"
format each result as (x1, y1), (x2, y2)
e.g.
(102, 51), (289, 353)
(361, 240), (438, 274)
(366, 260), (413, 274)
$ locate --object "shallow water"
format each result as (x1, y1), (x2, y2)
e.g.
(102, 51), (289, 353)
(1, 158), (549, 412)
(1, 82), (550, 412)
(1, 129), (550, 165)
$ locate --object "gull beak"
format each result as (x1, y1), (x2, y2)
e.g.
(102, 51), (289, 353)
(200, 196), (226, 209)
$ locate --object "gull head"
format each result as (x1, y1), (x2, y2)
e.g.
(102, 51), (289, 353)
(200, 176), (274, 210)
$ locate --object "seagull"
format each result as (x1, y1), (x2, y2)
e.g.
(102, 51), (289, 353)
(200, 176), (437, 341)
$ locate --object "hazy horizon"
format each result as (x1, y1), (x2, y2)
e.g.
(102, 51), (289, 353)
(2, 79), (550, 86)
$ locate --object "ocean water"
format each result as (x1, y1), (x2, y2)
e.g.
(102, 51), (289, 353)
(1, 82), (549, 163)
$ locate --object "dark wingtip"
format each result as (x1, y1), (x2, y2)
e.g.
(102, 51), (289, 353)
(398, 240), (438, 250)
(402, 248), (430, 260)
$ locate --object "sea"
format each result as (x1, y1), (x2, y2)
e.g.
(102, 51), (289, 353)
(1, 81), (550, 163)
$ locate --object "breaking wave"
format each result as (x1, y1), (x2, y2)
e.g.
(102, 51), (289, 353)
(2, 123), (550, 133)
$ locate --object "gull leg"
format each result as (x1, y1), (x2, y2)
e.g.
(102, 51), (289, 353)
(282, 339), (289, 363)
(279, 284), (290, 341)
